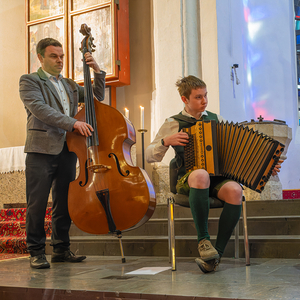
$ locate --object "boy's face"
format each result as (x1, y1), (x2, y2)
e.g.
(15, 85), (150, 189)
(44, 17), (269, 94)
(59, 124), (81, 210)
(182, 87), (208, 114)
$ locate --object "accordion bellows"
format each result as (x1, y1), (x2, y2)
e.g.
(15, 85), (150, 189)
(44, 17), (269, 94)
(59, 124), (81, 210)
(183, 120), (285, 193)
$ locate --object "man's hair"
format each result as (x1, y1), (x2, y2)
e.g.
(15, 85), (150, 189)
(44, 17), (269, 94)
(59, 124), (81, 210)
(36, 38), (62, 57)
(175, 75), (206, 99)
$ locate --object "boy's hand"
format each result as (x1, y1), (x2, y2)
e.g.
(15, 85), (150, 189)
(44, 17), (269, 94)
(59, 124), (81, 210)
(271, 159), (283, 176)
(163, 131), (189, 147)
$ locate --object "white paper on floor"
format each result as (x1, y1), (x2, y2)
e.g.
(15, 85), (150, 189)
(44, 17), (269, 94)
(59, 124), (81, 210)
(125, 267), (172, 275)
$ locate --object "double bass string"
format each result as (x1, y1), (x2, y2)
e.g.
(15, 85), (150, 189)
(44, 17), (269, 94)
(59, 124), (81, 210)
(83, 51), (98, 148)
(81, 35), (106, 193)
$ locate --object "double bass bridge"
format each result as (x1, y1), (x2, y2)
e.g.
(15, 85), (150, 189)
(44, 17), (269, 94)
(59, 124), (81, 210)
(87, 164), (112, 173)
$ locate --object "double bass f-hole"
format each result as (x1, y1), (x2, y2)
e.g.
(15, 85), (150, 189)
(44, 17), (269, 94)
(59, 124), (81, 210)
(109, 153), (130, 177)
(79, 158), (92, 187)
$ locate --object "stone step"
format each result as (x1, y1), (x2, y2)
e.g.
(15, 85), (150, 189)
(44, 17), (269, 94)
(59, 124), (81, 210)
(65, 199), (300, 260)
(0, 207), (52, 221)
(0, 220), (53, 237)
(127, 215), (300, 236)
(45, 234), (300, 259)
(0, 220), (27, 237)
(69, 214), (300, 237)
(148, 200), (300, 237)
(151, 199), (300, 219)
(0, 236), (27, 254)
(0, 208), (27, 221)
(232, 199), (300, 217)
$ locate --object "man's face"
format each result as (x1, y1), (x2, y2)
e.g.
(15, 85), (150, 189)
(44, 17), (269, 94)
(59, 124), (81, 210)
(182, 87), (208, 113)
(38, 45), (64, 77)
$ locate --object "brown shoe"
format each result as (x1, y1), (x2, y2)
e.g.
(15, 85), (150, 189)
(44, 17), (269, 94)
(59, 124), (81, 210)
(195, 257), (220, 273)
(51, 250), (86, 263)
(198, 239), (219, 261)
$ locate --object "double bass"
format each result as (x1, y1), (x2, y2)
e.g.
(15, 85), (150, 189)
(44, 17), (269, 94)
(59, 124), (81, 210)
(66, 24), (156, 235)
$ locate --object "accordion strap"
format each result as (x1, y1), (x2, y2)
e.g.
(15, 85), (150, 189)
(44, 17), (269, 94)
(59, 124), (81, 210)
(170, 113), (198, 124)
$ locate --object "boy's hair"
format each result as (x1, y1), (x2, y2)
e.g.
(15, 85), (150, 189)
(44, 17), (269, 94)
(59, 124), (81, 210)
(36, 38), (62, 57)
(175, 75), (206, 99)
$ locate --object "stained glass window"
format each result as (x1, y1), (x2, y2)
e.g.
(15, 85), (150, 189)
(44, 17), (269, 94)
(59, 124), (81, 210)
(294, 0), (300, 124)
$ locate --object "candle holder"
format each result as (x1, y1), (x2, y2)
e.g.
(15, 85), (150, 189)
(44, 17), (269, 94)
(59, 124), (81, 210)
(138, 129), (148, 169)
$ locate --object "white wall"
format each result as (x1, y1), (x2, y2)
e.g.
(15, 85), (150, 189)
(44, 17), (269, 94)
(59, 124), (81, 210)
(150, 0), (185, 165)
(0, 1), (27, 148)
(199, 0), (220, 114)
(216, 0), (299, 190)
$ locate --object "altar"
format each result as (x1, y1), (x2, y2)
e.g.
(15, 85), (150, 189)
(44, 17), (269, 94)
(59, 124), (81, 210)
(0, 146), (26, 208)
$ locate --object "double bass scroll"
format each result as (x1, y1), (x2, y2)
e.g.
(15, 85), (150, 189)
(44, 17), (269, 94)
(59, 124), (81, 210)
(66, 24), (156, 235)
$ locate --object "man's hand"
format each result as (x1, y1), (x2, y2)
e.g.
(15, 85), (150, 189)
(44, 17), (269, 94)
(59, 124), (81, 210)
(163, 131), (189, 147)
(272, 159), (284, 176)
(84, 52), (101, 73)
(73, 121), (94, 137)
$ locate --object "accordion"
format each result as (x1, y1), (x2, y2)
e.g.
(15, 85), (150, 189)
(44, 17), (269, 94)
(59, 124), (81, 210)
(183, 120), (285, 193)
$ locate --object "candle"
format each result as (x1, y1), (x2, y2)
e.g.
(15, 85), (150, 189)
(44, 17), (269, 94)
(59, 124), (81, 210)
(124, 108), (129, 119)
(140, 106), (144, 129)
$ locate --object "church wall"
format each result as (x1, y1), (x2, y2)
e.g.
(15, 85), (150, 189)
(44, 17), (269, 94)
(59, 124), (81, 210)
(199, 0), (220, 115)
(149, 0), (184, 166)
(116, 0), (153, 175)
(0, 1), (27, 148)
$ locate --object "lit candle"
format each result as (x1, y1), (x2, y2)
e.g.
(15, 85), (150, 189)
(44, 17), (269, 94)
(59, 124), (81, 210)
(140, 106), (144, 129)
(124, 107), (129, 119)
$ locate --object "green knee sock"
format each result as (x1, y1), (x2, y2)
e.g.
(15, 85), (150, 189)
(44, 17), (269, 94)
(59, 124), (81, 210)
(189, 188), (210, 243)
(215, 202), (242, 257)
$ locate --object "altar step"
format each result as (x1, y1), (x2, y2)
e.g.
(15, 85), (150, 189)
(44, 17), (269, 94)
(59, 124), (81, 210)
(0, 207), (52, 254)
(45, 199), (300, 259)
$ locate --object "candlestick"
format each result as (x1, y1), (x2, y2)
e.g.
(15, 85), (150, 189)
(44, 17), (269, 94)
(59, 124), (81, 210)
(124, 108), (129, 119)
(140, 106), (144, 129)
(138, 129), (148, 169)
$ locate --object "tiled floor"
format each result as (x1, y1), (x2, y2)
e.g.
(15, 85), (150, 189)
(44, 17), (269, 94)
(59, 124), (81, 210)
(0, 255), (300, 299)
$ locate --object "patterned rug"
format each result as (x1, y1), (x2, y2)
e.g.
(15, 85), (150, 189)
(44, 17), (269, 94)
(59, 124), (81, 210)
(0, 207), (52, 254)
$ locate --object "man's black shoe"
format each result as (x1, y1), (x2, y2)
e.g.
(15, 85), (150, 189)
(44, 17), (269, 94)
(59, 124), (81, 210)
(51, 250), (86, 263)
(30, 254), (50, 269)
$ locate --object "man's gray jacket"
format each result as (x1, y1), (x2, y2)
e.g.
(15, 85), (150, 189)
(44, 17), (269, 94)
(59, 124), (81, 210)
(19, 67), (106, 155)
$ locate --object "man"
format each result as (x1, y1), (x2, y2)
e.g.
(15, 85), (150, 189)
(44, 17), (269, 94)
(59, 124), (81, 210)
(146, 75), (282, 273)
(19, 38), (106, 269)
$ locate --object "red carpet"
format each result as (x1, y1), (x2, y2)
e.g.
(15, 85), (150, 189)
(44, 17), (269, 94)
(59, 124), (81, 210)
(0, 207), (52, 254)
(0, 253), (29, 261)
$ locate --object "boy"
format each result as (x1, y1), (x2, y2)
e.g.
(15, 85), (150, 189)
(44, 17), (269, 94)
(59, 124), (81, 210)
(146, 75), (281, 273)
